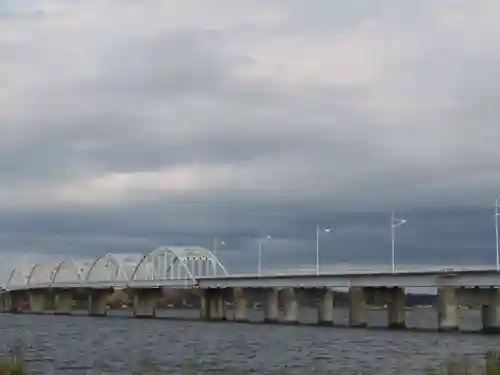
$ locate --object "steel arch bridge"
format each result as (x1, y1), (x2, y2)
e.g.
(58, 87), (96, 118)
(4, 246), (228, 291)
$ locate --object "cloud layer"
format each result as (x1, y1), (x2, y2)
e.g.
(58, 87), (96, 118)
(1, 0), (500, 278)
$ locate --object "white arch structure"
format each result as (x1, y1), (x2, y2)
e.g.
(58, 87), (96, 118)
(51, 260), (82, 284)
(4, 246), (228, 290)
(85, 253), (143, 283)
(131, 246), (228, 281)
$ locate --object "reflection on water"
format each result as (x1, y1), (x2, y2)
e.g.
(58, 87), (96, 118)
(0, 308), (497, 374)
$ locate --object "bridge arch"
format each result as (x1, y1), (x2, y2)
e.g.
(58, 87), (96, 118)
(84, 253), (143, 282)
(6, 267), (29, 289)
(27, 262), (57, 286)
(51, 259), (81, 284)
(130, 246), (228, 282)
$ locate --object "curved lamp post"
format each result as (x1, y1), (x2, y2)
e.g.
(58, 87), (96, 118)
(391, 211), (406, 273)
(316, 223), (332, 275)
(495, 199), (500, 271)
(258, 235), (272, 276)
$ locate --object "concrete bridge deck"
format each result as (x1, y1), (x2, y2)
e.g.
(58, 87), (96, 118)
(6, 269), (500, 291)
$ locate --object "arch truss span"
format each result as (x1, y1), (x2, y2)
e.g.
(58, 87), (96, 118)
(84, 253), (143, 283)
(51, 259), (82, 285)
(27, 262), (60, 286)
(130, 246), (228, 283)
(6, 266), (32, 289)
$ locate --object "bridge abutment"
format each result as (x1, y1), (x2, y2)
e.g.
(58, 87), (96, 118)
(349, 287), (367, 327)
(54, 290), (73, 315)
(438, 287), (459, 331)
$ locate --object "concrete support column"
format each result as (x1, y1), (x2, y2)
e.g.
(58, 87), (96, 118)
(318, 289), (334, 325)
(133, 289), (160, 318)
(208, 291), (219, 320)
(280, 288), (299, 324)
(388, 287), (406, 329)
(54, 290), (73, 315)
(349, 287), (367, 327)
(28, 290), (48, 313)
(199, 290), (209, 320)
(438, 287), (459, 331)
(6, 294), (13, 313)
(88, 290), (110, 317)
(233, 288), (248, 322)
(264, 288), (279, 323)
(207, 289), (225, 320)
(481, 289), (500, 333)
(218, 291), (227, 320)
(8, 292), (24, 313)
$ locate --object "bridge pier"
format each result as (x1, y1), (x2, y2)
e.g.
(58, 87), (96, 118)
(481, 289), (500, 333)
(280, 288), (299, 324)
(233, 288), (248, 322)
(6, 291), (25, 313)
(317, 289), (334, 325)
(349, 287), (367, 328)
(203, 289), (225, 320)
(438, 287), (459, 331)
(54, 290), (73, 315)
(264, 288), (280, 323)
(199, 290), (209, 319)
(132, 289), (161, 318)
(215, 290), (226, 320)
(28, 290), (48, 313)
(88, 289), (110, 317)
(0, 293), (6, 313)
(388, 287), (406, 329)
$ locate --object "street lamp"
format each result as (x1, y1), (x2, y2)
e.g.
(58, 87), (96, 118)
(258, 235), (272, 276)
(316, 222), (332, 275)
(391, 211), (406, 273)
(495, 199), (500, 272)
(212, 235), (225, 276)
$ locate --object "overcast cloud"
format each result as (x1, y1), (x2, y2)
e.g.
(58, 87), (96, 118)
(1, 0), (500, 281)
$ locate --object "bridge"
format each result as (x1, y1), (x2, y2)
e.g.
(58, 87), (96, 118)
(2, 245), (500, 333)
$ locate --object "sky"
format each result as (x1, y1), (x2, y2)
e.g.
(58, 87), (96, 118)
(1, 0), (500, 284)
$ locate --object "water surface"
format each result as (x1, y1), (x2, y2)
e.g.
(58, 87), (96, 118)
(0, 308), (498, 374)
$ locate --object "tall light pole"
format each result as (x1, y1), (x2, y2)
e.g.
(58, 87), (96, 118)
(391, 211), (406, 273)
(258, 235), (272, 276)
(495, 199), (500, 272)
(212, 235), (225, 276)
(316, 223), (332, 275)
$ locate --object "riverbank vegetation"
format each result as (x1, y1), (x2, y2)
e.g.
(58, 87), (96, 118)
(2, 352), (500, 374)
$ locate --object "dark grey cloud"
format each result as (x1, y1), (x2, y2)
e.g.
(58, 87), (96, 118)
(1, 0), (500, 280)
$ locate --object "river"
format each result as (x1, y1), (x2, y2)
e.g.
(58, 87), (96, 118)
(1, 308), (499, 374)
